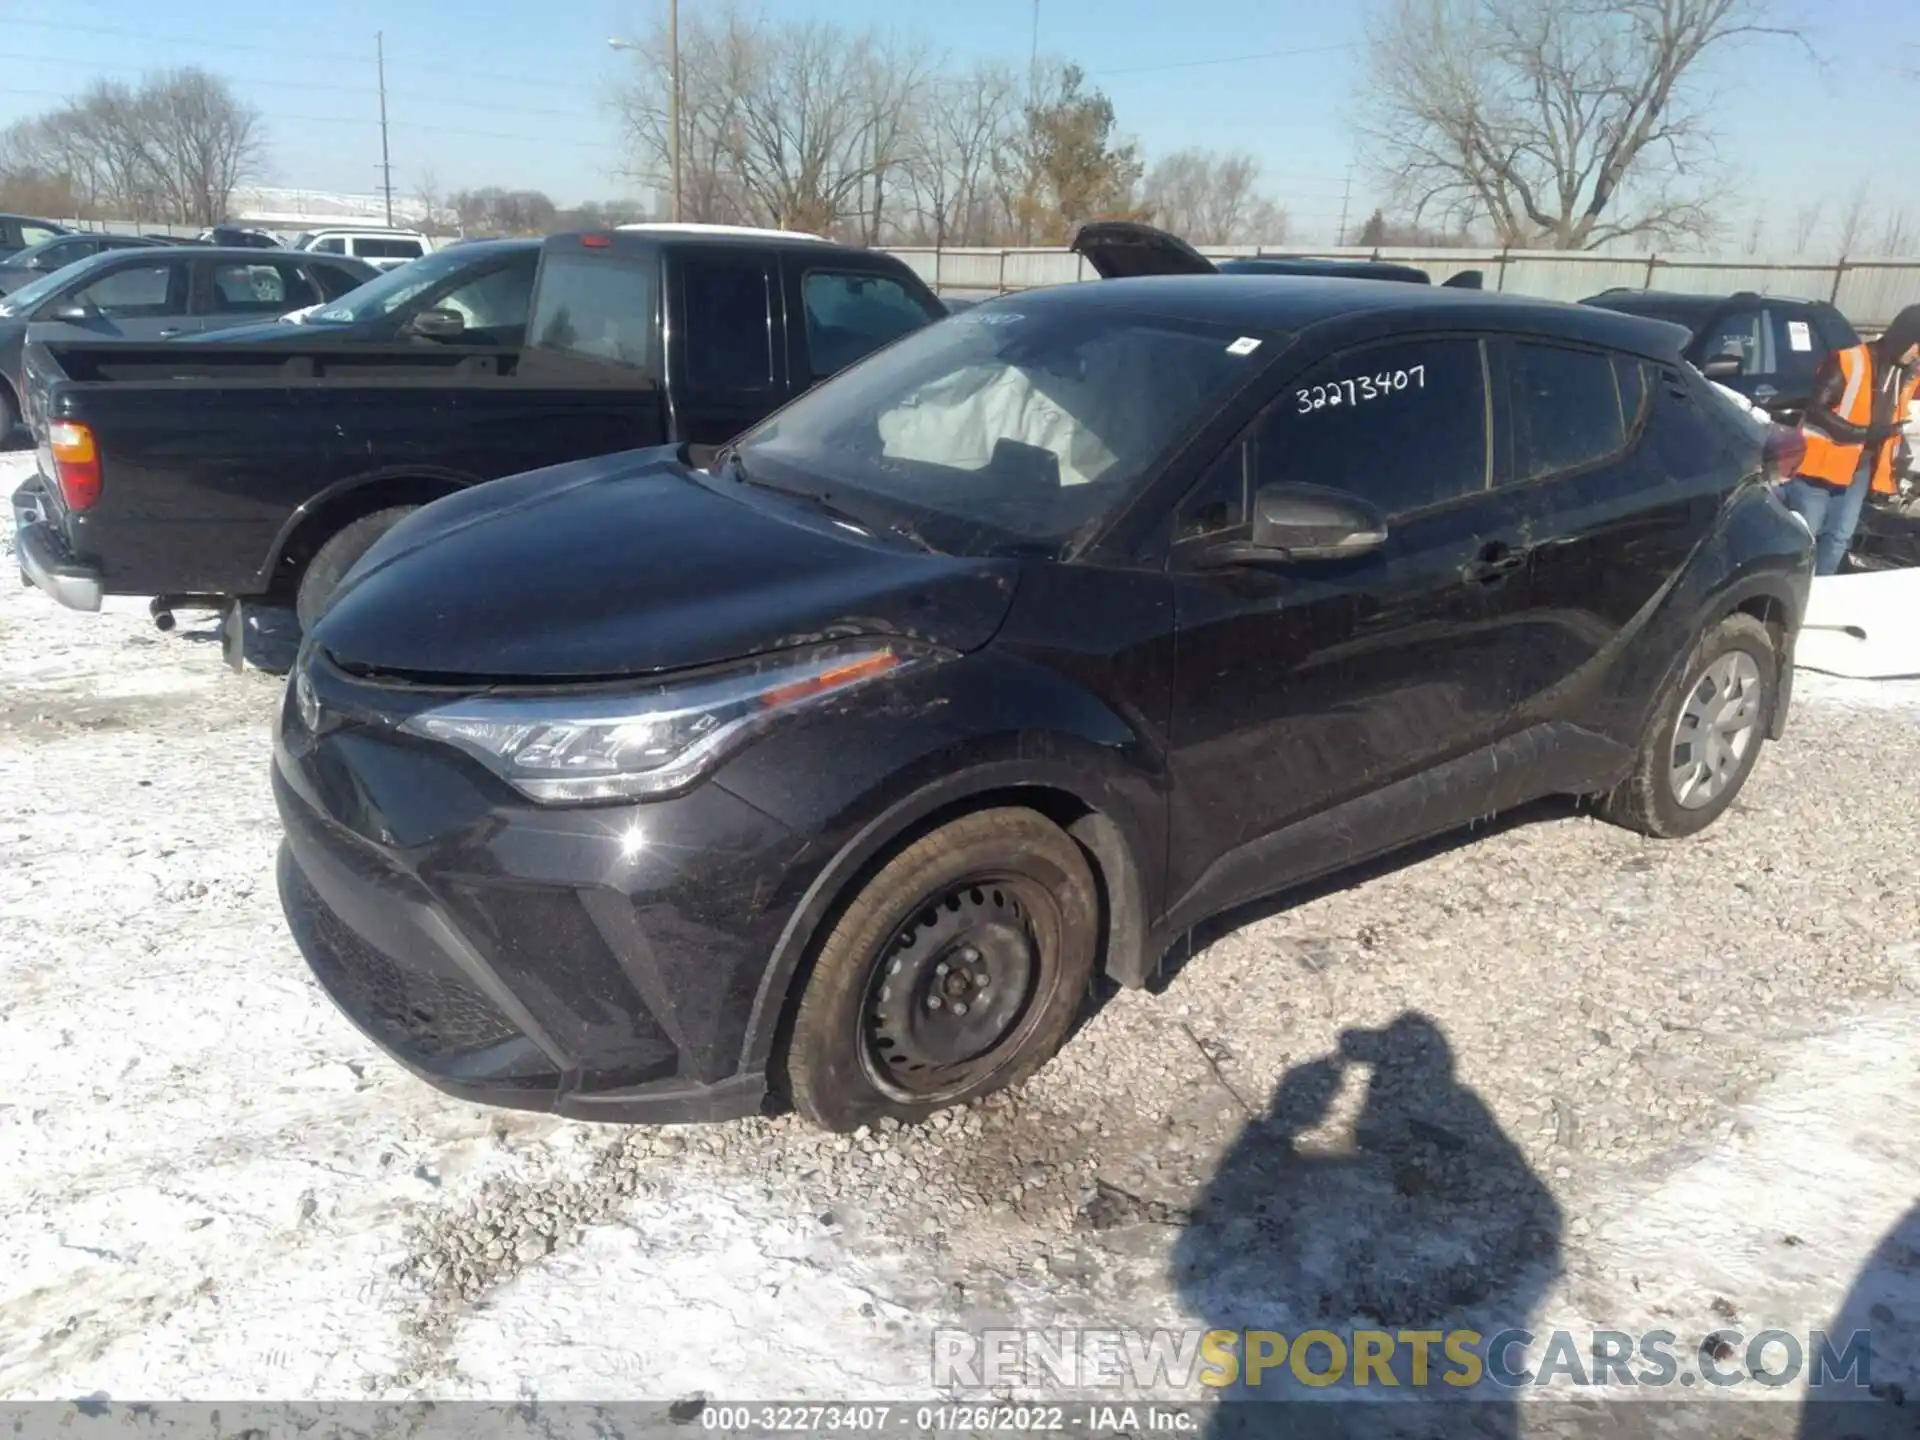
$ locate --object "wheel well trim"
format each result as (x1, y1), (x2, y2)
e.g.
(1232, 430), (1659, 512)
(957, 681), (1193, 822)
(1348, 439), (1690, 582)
(256, 465), (480, 592)
(734, 759), (1154, 1082)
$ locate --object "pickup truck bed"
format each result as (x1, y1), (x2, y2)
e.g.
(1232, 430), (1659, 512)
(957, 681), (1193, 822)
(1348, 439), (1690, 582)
(13, 226), (944, 634)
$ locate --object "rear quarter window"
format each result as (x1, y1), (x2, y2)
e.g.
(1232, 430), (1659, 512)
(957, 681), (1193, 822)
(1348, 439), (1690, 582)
(1507, 342), (1629, 481)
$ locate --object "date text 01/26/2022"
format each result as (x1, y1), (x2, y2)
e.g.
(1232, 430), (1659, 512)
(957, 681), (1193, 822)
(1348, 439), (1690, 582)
(695, 1403), (1197, 1433)
(1298, 365), (1426, 413)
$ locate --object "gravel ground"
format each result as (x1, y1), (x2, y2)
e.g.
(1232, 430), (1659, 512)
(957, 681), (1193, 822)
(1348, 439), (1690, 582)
(2, 447), (1916, 1431)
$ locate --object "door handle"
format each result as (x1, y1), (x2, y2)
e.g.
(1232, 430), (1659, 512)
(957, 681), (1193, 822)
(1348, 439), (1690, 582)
(1753, 383), (1778, 403)
(157, 327), (182, 337)
(1462, 541), (1527, 585)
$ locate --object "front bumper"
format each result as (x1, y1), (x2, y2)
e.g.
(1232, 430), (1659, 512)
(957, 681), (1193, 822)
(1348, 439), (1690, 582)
(272, 670), (819, 1124)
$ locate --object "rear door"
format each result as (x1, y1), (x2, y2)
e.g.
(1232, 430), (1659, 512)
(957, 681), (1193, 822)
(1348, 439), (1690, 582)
(666, 246), (787, 448)
(1502, 341), (1730, 710)
(197, 257), (326, 328)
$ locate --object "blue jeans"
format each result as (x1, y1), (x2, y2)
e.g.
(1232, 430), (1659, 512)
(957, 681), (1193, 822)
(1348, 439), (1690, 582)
(1781, 457), (1873, 576)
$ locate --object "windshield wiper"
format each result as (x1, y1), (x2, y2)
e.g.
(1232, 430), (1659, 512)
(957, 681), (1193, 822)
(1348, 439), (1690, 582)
(725, 452), (938, 554)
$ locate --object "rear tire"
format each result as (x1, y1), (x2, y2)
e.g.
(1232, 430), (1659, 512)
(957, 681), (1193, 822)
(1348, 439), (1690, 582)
(295, 506), (416, 630)
(783, 807), (1099, 1133)
(0, 381), (17, 442)
(1600, 613), (1777, 839)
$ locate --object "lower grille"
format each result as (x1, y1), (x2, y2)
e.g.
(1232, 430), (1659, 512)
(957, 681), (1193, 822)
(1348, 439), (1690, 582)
(294, 872), (520, 1057)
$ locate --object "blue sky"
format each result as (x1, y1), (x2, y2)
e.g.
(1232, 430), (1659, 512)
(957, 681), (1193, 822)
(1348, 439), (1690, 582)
(3, 0), (1914, 249)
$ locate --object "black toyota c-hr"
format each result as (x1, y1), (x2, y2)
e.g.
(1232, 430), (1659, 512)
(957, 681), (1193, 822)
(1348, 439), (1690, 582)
(274, 272), (1813, 1132)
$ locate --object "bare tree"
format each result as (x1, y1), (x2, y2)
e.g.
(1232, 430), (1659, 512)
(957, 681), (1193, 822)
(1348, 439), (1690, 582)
(1741, 207), (1765, 257)
(1834, 180), (1872, 258)
(1360, 0), (1796, 250)
(613, 6), (932, 238)
(1790, 203), (1821, 254)
(1141, 149), (1287, 245)
(899, 64), (1021, 246)
(138, 69), (266, 225)
(0, 69), (263, 224)
(1875, 207), (1913, 258)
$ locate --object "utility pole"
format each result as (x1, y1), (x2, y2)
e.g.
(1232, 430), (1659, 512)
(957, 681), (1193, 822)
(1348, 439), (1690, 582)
(376, 31), (394, 227)
(668, 0), (681, 222)
(1336, 166), (1353, 247)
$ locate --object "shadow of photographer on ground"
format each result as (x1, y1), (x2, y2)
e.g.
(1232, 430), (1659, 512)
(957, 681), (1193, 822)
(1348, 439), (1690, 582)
(1173, 1011), (1562, 1439)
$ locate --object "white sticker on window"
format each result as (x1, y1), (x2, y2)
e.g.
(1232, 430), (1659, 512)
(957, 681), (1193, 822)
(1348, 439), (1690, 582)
(1787, 320), (1813, 352)
(1226, 336), (1262, 356)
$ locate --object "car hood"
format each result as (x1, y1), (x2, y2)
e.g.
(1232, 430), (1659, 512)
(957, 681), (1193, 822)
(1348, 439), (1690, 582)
(312, 448), (1021, 682)
(1070, 220), (1218, 279)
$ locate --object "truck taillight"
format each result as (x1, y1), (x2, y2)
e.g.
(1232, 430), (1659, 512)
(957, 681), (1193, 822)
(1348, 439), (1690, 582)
(49, 421), (102, 512)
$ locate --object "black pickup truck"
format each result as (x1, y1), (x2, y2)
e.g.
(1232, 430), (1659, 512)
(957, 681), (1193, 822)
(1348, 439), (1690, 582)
(13, 226), (945, 650)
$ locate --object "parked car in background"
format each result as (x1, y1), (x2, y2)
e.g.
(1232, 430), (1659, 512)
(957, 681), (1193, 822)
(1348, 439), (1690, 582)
(0, 233), (171, 296)
(195, 238), (539, 347)
(1068, 221), (1485, 288)
(13, 227), (945, 642)
(200, 226), (285, 249)
(0, 214), (69, 260)
(270, 271), (1812, 1131)
(1578, 288), (1858, 423)
(291, 228), (431, 271)
(0, 246), (375, 437)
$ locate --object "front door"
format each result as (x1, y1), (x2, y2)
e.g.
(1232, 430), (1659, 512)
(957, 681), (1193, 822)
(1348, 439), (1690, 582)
(1164, 332), (1540, 916)
(55, 257), (195, 338)
(666, 248), (787, 452)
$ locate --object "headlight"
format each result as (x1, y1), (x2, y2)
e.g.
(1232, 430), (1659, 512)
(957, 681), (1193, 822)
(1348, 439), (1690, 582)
(400, 640), (939, 804)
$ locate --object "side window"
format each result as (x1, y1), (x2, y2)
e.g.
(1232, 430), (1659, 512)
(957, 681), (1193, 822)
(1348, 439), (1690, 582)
(1175, 444), (1248, 541)
(309, 263), (367, 301)
(209, 261), (318, 313)
(1767, 309), (1821, 389)
(1694, 307), (1764, 376)
(440, 254), (537, 332)
(70, 262), (182, 316)
(21, 223), (59, 246)
(311, 236), (346, 255)
(801, 270), (934, 378)
(357, 237), (424, 261)
(528, 252), (657, 369)
(1509, 342), (1628, 482)
(1613, 356), (1650, 432)
(682, 257), (773, 391)
(1256, 336), (1487, 515)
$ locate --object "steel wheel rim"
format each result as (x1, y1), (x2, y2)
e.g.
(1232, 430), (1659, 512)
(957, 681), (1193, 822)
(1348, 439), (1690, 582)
(858, 875), (1059, 1104)
(1668, 650), (1764, 810)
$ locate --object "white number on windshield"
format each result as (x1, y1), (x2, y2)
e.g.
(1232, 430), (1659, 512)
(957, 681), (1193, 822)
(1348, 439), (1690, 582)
(1296, 365), (1425, 414)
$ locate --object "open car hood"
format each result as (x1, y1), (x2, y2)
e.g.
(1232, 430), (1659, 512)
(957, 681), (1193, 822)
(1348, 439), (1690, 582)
(1069, 221), (1218, 279)
(1070, 221), (1486, 290)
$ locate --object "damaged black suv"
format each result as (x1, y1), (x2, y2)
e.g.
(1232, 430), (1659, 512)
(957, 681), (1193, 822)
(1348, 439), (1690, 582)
(274, 266), (1813, 1132)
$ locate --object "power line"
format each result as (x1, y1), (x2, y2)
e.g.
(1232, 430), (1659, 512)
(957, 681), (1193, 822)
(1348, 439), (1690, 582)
(2, 18), (602, 98)
(1092, 40), (1358, 79)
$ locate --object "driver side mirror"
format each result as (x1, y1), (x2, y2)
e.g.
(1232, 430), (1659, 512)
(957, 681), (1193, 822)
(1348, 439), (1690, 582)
(40, 300), (91, 323)
(407, 306), (466, 340)
(1700, 354), (1744, 380)
(1195, 483), (1388, 568)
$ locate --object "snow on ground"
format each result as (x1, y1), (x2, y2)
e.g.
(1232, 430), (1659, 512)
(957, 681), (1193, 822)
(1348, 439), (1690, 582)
(3, 447), (1918, 1422)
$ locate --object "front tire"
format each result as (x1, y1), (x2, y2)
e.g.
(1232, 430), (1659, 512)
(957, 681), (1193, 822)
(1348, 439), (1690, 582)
(295, 506), (417, 630)
(1600, 613), (1777, 838)
(783, 807), (1099, 1132)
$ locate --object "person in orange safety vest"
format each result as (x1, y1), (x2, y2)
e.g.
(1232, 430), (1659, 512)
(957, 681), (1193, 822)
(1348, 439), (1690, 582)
(1779, 303), (1920, 575)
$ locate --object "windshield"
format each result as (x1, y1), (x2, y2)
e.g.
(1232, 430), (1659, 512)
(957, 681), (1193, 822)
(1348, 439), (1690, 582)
(733, 302), (1274, 554)
(0, 251), (112, 317)
(311, 247), (497, 323)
